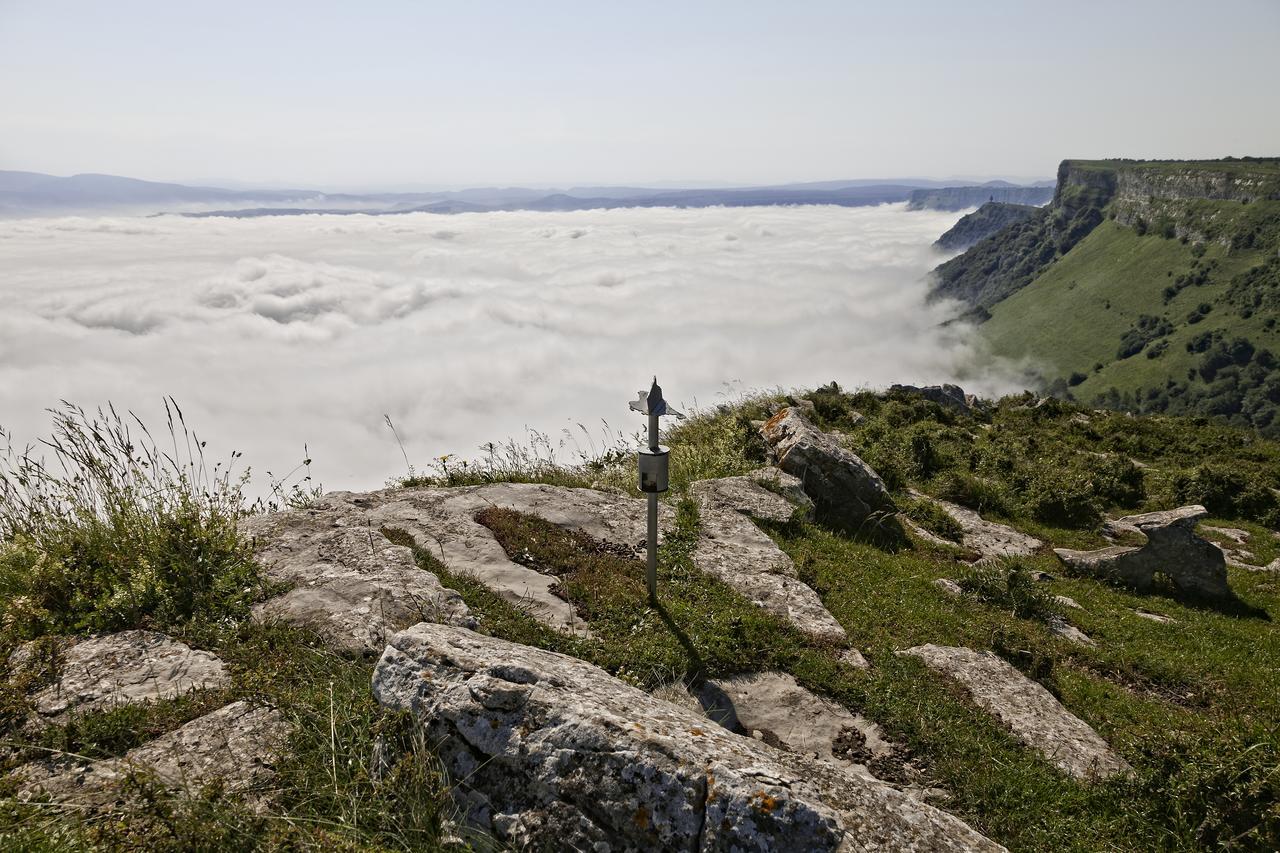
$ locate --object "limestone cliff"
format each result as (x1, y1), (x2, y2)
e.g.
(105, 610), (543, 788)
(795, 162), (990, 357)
(907, 185), (1052, 211)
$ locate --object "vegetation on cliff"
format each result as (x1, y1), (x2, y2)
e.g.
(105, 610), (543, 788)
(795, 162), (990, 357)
(933, 202), (1041, 252)
(935, 157), (1280, 435)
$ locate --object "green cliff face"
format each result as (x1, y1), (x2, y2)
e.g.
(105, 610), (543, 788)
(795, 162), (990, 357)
(933, 158), (1280, 434)
(934, 202), (1041, 252)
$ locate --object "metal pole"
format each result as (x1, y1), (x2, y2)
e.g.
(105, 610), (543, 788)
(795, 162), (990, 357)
(647, 412), (659, 605)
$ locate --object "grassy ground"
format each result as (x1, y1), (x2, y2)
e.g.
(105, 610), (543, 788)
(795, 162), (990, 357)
(2, 391), (1278, 850)
(387, 386), (1280, 850)
(983, 222), (1271, 393)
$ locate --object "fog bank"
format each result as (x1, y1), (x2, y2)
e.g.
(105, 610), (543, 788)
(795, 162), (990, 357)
(0, 204), (1022, 491)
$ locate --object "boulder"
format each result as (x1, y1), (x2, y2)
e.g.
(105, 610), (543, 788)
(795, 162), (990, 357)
(887, 384), (982, 414)
(1054, 506), (1232, 600)
(13, 631), (229, 718)
(908, 491), (1041, 562)
(691, 475), (846, 643)
(900, 645), (1129, 780)
(374, 623), (1004, 852)
(760, 407), (895, 526)
(16, 700), (288, 807)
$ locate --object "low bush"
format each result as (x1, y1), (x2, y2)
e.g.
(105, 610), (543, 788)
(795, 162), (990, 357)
(1170, 463), (1280, 527)
(900, 497), (964, 542)
(1023, 468), (1101, 527)
(0, 402), (271, 641)
(959, 558), (1061, 622)
(935, 470), (1013, 517)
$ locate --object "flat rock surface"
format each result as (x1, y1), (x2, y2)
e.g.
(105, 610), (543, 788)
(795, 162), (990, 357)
(251, 480), (846, 646)
(900, 645), (1129, 781)
(374, 623), (1004, 852)
(1057, 505), (1232, 600)
(690, 672), (904, 782)
(908, 491), (1041, 561)
(691, 477), (847, 643)
(1046, 617), (1095, 647)
(14, 631), (229, 718)
(17, 700), (288, 806)
(243, 501), (477, 654)
(760, 407), (895, 527)
(688, 468), (814, 523)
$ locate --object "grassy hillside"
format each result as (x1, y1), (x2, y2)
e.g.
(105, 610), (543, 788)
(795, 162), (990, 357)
(935, 158), (1280, 434)
(4, 391), (1280, 850)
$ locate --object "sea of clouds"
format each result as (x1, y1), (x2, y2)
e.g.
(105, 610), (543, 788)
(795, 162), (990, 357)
(0, 204), (1025, 492)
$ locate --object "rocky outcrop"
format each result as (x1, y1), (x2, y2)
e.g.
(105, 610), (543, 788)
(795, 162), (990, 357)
(16, 700), (288, 806)
(243, 503), (477, 654)
(889, 384), (985, 414)
(760, 407), (895, 527)
(1054, 506), (1232, 600)
(900, 645), (1129, 781)
(907, 490), (1041, 561)
(246, 483), (683, 643)
(374, 623), (1004, 852)
(934, 203), (1040, 252)
(250, 480), (843, 645)
(12, 631), (228, 718)
(691, 474), (846, 643)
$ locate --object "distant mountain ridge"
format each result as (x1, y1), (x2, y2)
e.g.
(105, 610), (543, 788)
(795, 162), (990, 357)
(0, 169), (1051, 218)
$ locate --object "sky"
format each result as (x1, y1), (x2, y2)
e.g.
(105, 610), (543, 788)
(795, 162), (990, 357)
(0, 205), (1027, 492)
(2, 0), (1277, 189)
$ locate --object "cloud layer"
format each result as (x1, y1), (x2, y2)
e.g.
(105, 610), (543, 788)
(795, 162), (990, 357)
(0, 205), (1021, 491)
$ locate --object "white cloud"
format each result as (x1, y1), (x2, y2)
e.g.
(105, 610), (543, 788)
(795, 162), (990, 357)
(0, 204), (1024, 492)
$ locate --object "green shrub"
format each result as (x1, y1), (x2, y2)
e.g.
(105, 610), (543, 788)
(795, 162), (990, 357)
(1171, 463), (1280, 527)
(901, 497), (964, 542)
(958, 558), (1060, 622)
(0, 402), (270, 640)
(1080, 454), (1146, 508)
(1023, 468), (1100, 528)
(935, 471), (1012, 517)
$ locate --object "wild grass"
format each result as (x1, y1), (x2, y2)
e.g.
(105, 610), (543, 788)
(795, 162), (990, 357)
(0, 400), (274, 641)
(0, 403), (462, 851)
(4, 388), (1280, 849)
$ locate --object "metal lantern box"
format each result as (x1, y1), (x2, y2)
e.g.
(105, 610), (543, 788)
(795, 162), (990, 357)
(637, 445), (670, 493)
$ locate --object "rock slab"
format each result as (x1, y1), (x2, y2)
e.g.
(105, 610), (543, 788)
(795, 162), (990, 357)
(374, 623), (1004, 852)
(760, 407), (895, 527)
(900, 645), (1129, 781)
(244, 503), (476, 655)
(907, 491), (1041, 562)
(15, 630), (229, 718)
(17, 700), (288, 806)
(691, 474), (847, 643)
(692, 672), (900, 780)
(1055, 506), (1232, 600)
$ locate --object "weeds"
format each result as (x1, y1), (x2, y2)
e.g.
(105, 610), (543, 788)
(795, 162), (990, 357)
(0, 401), (272, 640)
(958, 558), (1061, 622)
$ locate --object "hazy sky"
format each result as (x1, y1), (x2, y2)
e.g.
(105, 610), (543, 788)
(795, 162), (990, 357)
(2, 0), (1277, 189)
